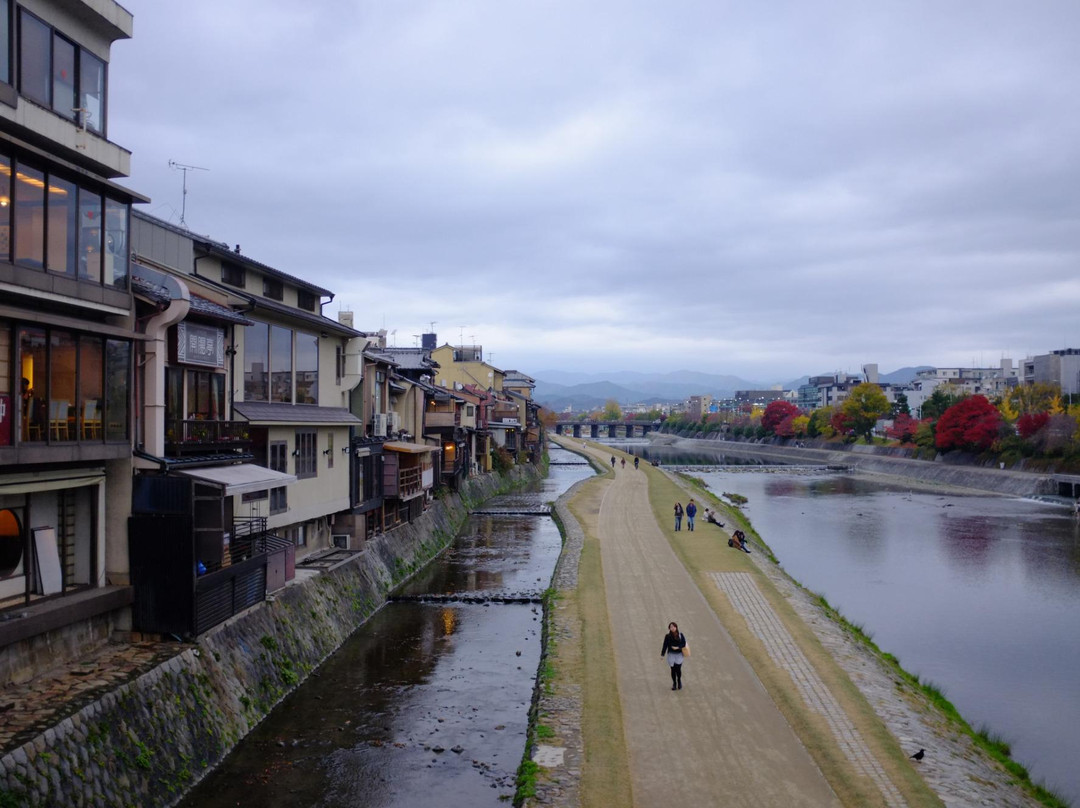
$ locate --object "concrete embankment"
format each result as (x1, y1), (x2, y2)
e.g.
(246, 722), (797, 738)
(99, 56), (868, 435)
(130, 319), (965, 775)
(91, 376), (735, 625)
(0, 465), (541, 808)
(658, 434), (1057, 498)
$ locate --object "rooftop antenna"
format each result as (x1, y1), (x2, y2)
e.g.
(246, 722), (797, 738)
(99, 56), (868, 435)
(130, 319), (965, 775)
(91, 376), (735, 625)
(388, 329), (397, 347)
(458, 325), (466, 344)
(428, 321), (437, 333)
(412, 334), (421, 347)
(168, 160), (209, 228)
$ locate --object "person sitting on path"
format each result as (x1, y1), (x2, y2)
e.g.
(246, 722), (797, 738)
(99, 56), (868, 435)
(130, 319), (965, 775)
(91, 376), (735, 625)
(673, 502), (683, 531)
(661, 622), (688, 690)
(704, 508), (725, 528)
(729, 529), (751, 553)
(685, 499), (697, 531)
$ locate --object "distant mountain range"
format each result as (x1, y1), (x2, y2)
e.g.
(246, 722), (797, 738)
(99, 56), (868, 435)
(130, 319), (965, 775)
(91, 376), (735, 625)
(532, 366), (932, 412)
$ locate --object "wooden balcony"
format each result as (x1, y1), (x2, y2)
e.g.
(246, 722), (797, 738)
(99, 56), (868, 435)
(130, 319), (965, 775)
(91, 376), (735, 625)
(426, 411), (459, 428)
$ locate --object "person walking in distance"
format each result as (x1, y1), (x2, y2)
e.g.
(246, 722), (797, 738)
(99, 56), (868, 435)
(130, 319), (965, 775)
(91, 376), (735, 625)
(611, 456), (616, 469)
(685, 499), (697, 531)
(633, 456), (639, 469)
(661, 622), (688, 690)
(673, 502), (683, 531)
(621, 457), (626, 469)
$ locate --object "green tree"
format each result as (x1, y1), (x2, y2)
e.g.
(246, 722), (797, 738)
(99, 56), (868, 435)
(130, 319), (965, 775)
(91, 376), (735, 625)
(1006, 382), (1062, 417)
(892, 393), (911, 417)
(841, 383), (891, 443)
(602, 399), (623, 422)
(920, 386), (962, 419)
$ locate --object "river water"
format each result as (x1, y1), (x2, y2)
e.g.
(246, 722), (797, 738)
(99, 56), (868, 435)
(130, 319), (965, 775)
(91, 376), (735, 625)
(181, 449), (594, 808)
(631, 441), (1080, 806)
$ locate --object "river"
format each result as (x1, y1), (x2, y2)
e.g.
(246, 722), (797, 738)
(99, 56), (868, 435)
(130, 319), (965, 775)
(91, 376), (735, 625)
(180, 449), (594, 808)
(630, 441), (1080, 806)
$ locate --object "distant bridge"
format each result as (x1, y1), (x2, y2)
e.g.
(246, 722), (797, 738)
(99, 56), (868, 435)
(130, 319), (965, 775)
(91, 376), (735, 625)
(553, 421), (659, 439)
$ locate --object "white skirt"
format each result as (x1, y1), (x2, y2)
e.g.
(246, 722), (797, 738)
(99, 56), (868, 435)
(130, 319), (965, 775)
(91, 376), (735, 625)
(667, 651), (684, 667)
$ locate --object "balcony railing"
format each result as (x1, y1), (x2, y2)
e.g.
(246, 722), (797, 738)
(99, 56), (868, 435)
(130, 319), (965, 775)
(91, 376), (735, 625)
(426, 411), (459, 428)
(164, 419), (252, 455)
(399, 467), (423, 499)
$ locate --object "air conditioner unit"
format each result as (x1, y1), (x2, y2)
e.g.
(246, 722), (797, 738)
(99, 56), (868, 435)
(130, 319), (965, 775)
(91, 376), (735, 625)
(373, 413), (388, 436)
(388, 412), (401, 432)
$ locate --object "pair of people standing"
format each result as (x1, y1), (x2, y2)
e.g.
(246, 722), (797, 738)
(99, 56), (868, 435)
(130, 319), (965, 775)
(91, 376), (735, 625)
(672, 500), (697, 531)
(661, 622), (688, 690)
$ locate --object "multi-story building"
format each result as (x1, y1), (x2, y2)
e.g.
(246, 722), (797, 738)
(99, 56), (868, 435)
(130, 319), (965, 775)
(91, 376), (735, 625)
(1023, 350), (1080, 396)
(0, 0), (147, 683)
(125, 214), (367, 637)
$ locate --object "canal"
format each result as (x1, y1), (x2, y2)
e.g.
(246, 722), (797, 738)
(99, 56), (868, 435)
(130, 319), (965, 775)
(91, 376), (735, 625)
(631, 441), (1080, 806)
(180, 448), (594, 808)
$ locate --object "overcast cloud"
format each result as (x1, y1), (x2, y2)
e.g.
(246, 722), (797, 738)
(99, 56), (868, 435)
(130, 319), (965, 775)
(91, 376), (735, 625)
(109, 1), (1080, 382)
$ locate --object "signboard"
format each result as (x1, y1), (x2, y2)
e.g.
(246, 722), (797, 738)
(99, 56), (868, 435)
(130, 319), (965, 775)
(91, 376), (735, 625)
(0, 394), (10, 446)
(176, 322), (225, 368)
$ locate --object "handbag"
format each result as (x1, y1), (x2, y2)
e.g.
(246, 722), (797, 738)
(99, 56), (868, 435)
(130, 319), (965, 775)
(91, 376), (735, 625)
(681, 644), (690, 658)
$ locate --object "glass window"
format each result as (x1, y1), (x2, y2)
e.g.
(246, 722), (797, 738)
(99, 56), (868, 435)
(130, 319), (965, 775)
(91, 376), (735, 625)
(263, 278), (282, 300)
(270, 325), (292, 404)
(326, 433), (334, 469)
(78, 336), (102, 441)
(296, 332), (318, 405)
(103, 198), (127, 288)
(0, 155), (10, 261)
(0, 0), (10, 86)
(18, 11), (49, 106)
(51, 34), (75, 119)
(269, 441), (287, 514)
(297, 290), (316, 311)
(14, 164), (45, 267)
(104, 339), (129, 441)
(186, 370), (224, 420)
(49, 331), (75, 442)
(221, 263), (244, 287)
(295, 429), (316, 479)
(164, 366), (183, 442)
(47, 175), (76, 276)
(17, 327), (45, 443)
(244, 321), (268, 401)
(78, 189), (102, 283)
(79, 50), (103, 133)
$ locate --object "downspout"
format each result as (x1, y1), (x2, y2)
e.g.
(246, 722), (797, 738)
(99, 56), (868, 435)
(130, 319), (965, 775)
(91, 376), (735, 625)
(135, 268), (191, 465)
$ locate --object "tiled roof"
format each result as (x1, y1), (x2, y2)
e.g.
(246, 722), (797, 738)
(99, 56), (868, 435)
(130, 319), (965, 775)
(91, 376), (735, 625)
(234, 402), (362, 424)
(189, 294), (255, 325)
(383, 347), (439, 371)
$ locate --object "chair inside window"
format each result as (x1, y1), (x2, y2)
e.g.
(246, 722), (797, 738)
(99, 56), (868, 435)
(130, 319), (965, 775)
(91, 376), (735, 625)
(81, 399), (101, 439)
(49, 399), (71, 441)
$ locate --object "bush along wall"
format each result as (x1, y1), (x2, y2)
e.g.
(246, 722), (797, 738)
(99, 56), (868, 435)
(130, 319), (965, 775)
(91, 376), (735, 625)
(0, 464), (541, 808)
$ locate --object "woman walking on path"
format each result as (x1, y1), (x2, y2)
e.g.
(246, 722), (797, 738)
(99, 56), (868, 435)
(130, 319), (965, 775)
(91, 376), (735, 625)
(661, 622), (688, 690)
(673, 502), (683, 531)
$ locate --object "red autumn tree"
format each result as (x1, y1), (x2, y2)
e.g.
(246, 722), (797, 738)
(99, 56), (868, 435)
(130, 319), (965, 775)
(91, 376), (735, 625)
(935, 396), (1002, 452)
(761, 400), (801, 433)
(830, 408), (850, 436)
(1016, 411), (1050, 440)
(775, 414), (797, 438)
(885, 413), (922, 443)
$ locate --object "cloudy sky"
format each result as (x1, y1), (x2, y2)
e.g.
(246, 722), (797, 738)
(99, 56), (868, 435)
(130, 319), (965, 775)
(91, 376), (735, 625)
(109, 1), (1080, 383)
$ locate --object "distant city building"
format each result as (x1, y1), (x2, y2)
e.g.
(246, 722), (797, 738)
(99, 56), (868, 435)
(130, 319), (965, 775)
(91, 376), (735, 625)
(686, 394), (713, 421)
(1023, 349), (1080, 396)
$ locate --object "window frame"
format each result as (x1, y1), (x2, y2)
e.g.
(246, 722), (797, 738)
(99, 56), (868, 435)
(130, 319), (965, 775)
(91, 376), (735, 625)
(268, 440), (288, 515)
(16, 9), (107, 134)
(294, 429), (317, 479)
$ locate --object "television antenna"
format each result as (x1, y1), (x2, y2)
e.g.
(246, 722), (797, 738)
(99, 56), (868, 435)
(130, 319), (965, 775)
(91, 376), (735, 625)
(168, 160), (209, 228)
(428, 321), (437, 333)
(412, 334), (421, 347)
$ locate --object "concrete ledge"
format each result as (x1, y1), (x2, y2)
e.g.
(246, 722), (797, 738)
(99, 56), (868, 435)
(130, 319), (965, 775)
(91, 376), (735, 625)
(0, 586), (133, 649)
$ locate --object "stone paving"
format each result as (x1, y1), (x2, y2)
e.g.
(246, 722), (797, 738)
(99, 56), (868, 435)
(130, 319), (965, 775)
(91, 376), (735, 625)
(0, 640), (183, 755)
(711, 571), (906, 808)
(746, 547), (1045, 808)
(522, 476), (591, 808)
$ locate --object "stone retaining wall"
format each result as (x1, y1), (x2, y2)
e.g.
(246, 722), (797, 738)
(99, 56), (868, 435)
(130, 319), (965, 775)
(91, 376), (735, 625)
(0, 465), (540, 808)
(664, 436), (1055, 497)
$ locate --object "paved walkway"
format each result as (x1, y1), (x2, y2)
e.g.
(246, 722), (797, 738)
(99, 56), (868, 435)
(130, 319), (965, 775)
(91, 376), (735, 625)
(592, 452), (842, 807)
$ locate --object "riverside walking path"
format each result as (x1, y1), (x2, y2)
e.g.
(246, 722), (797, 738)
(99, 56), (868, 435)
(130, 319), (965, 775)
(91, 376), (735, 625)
(591, 449), (843, 806)
(546, 436), (956, 808)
